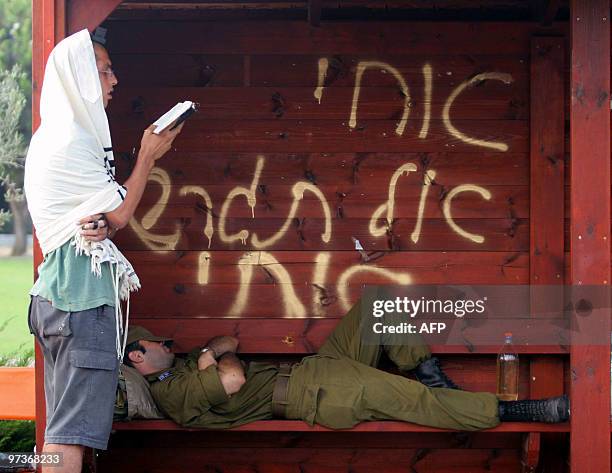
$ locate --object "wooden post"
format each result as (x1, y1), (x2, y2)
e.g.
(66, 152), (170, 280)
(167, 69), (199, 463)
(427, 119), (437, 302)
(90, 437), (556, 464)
(569, 1), (610, 472)
(32, 0), (65, 457)
(31, 0), (120, 459)
(66, 0), (123, 35)
(529, 35), (566, 472)
(529, 36), (565, 399)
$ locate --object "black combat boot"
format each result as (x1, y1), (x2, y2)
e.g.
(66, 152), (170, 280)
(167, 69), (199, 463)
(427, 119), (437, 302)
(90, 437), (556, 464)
(498, 395), (570, 423)
(414, 357), (460, 390)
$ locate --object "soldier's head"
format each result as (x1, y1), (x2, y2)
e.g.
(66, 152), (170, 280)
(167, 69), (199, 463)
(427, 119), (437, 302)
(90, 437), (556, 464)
(124, 326), (175, 375)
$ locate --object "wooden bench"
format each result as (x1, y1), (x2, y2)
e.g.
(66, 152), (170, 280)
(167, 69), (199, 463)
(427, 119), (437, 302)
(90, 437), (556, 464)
(107, 318), (572, 472)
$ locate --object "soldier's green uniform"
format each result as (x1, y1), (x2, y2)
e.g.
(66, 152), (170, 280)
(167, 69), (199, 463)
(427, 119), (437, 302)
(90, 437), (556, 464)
(146, 354), (276, 429)
(147, 298), (500, 431)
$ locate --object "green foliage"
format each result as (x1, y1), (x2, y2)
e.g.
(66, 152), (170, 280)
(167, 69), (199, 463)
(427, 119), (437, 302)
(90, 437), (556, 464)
(0, 67), (25, 166)
(0, 0), (32, 135)
(0, 66), (27, 230)
(0, 0), (31, 232)
(0, 420), (35, 452)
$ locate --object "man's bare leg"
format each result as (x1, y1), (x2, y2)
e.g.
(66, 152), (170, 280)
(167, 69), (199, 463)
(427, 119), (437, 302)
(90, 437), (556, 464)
(42, 444), (83, 473)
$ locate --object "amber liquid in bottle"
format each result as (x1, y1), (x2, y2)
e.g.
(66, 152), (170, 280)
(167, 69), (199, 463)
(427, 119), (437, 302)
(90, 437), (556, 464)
(496, 333), (519, 401)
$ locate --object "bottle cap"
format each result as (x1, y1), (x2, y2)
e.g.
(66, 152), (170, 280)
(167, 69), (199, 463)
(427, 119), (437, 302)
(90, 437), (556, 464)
(504, 332), (513, 338)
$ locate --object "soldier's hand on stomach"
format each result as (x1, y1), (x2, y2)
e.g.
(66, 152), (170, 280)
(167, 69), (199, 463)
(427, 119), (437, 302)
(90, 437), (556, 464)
(198, 350), (218, 371)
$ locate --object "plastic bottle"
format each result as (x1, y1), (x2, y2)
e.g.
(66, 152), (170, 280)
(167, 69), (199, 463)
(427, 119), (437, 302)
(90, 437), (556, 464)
(496, 332), (519, 401)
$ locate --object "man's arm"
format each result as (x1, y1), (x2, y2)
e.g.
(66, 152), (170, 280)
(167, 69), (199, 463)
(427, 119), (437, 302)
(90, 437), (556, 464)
(216, 353), (246, 396)
(105, 123), (184, 230)
(206, 335), (239, 357)
(197, 336), (239, 370)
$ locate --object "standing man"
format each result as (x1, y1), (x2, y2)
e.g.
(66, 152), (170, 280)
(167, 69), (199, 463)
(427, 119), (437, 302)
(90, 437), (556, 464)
(24, 29), (183, 473)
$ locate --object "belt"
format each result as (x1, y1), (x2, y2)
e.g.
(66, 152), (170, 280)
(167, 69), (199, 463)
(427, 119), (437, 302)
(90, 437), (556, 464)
(271, 363), (293, 419)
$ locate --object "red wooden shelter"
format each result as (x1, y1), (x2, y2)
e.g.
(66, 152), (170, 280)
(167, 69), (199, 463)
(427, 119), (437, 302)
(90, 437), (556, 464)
(32, 1), (610, 471)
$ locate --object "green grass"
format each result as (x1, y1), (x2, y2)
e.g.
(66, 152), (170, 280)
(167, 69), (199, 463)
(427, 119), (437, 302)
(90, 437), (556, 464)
(0, 256), (34, 363)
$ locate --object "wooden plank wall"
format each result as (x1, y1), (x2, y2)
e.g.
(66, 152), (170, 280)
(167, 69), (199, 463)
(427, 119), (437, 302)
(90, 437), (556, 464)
(106, 22), (534, 324)
(99, 20), (569, 472)
(568, 1), (611, 471)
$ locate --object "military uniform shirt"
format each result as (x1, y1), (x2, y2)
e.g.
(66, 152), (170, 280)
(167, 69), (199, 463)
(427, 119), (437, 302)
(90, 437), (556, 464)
(147, 350), (278, 429)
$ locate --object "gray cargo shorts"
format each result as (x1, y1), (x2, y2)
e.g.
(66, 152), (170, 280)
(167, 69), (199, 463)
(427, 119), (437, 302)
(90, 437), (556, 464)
(27, 295), (119, 450)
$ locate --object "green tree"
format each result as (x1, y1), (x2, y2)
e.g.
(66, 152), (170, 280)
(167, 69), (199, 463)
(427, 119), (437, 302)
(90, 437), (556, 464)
(0, 67), (27, 251)
(0, 0), (31, 254)
(0, 0), (32, 134)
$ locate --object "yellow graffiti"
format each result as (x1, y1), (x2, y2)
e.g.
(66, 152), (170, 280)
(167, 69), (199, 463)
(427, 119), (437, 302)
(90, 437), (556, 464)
(418, 63), (432, 139)
(443, 72), (513, 151)
(312, 252), (331, 316)
(350, 61), (410, 136)
(410, 169), (436, 244)
(228, 251), (306, 318)
(128, 217), (182, 251)
(180, 185), (214, 249)
(442, 184), (492, 244)
(251, 181), (332, 249)
(337, 266), (412, 311)
(141, 168), (171, 230)
(369, 163), (418, 237)
(198, 251), (211, 284)
(228, 254), (253, 317)
(125, 63), (514, 314)
(218, 156), (264, 245)
(314, 57), (329, 104)
(128, 166), (181, 251)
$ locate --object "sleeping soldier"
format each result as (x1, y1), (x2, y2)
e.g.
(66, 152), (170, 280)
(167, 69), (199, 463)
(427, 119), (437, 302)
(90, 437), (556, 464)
(124, 298), (569, 431)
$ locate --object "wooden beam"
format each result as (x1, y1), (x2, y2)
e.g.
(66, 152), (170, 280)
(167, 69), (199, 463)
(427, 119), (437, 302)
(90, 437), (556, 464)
(569, 1), (611, 472)
(529, 36), (565, 400)
(66, 0), (122, 35)
(112, 419), (572, 433)
(32, 0), (67, 459)
(117, 2), (306, 10)
(308, 0), (321, 26)
(520, 432), (541, 473)
(33, 0), (65, 133)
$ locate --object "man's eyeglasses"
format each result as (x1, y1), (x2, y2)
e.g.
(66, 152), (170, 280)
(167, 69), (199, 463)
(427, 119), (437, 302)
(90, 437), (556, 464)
(97, 68), (116, 78)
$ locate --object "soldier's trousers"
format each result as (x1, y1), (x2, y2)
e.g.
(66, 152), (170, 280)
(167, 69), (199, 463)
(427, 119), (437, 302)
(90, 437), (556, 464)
(285, 297), (500, 431)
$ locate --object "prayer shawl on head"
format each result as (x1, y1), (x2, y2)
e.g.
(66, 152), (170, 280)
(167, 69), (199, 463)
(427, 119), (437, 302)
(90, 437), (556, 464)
(24, 29), (139, 360)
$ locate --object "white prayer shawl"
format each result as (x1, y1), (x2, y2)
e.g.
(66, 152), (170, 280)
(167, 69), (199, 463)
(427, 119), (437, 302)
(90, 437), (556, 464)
(24, 29), (139, 360)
